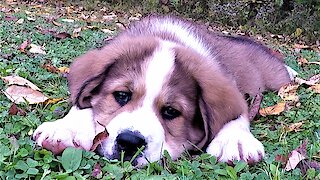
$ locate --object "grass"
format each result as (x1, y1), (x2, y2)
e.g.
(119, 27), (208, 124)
(0, 2), (319, 179)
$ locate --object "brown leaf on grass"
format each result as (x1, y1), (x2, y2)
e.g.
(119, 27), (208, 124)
(0, 53), (13, 59)
(285, 121), (304, 133)
(42, 64), (69, 75)
(44, 98), (63, 105)
(8, 103), (26, 116)
(53, 32), (71, 40)
(42, 63), (59, 73)
(4, 85), (48, 104)
(52, 20), (62, 26)
(2, 75), (41, 91)
(19, 39), (31, 53)
(259, 101), (286, 116)
(298, 160), (320, 173)
(72, 27), (82, 38)
(295, 74), (320, 85)
(278, 83), (300, 102)
(285, 150), (306, 171)
(249, 93), (263, 121)
(90, 130), (109, 151)
(29, 44), (46, 54)
(285, 140), (308, 171)
(275, 154), (288, 166)
(16, 18), (24, 24)
(309, 84), (320, 93)
(36, 26), (56, 35)
(293, 44), (310, 50)
(297, 57), (308, 65)
(4, 15), (17, 21)
(58, 67), (70, 74)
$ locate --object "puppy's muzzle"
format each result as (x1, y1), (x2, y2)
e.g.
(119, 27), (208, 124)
(114, 130), (147, 160)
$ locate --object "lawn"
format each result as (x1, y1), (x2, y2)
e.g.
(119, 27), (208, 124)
(0, 1), (319, 179)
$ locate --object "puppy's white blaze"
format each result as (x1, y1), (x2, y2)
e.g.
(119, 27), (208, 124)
(151, 19), (211, 58)
(206, 115), (265, 162)
(103, 40), (177, 165)
(144, 40), (176, 104)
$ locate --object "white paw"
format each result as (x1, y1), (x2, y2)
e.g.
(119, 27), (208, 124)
(206, 115), (265, 164)
(33, 107), (95, 154)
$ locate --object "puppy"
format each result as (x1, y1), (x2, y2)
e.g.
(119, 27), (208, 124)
(33, 15), (293, 166)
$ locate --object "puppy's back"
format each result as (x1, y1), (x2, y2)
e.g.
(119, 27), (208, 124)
(123, 15), (291, 96)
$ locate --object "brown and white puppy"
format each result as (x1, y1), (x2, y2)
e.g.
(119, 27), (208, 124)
(33, 15), (294, 166)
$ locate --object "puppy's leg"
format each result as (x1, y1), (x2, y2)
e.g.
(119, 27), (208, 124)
(206, 115), (265, 163)
(33, 106), (95, 154)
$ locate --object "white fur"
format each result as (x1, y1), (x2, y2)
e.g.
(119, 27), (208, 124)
(33, 107), (95, 151)
(206, 115), (265, 162)
(150, 19), (211, 58)
(285, 65), (298, 80)
(99, 40), (178, 166)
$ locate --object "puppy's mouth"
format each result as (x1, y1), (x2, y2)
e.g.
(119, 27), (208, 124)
(95, 130), (148, 166)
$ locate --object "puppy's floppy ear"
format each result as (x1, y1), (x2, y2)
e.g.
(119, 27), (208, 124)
(68, 49), (115, 109)
(175, 47), (248, 144)
(68, 37), (159, 109)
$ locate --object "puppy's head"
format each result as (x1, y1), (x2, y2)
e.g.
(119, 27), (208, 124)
(68, 36), (247, 166)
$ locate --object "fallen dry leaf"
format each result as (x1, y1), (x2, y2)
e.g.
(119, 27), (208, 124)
(297, 57), (308, 65)
(8, 103), (26, 116)
(29, 44), (46, 54)
(285, 140), (308, 171)
(293, 44), (310, 50)
(52, 20), (62, 26)
(44, 98), (63, 105)
(53, 32), (71, 40)
(295, 74), (320, 86)
(90, 130), (109, 151)
(309, 84), (320, 93)
(259, 101), (286, 116)
(2, 75), (41, 91)
(285, 121), (304, 133)
(16, 18), (24, 24)
(58, 67), (70, 74)
(72, 27), (82, 37)
(4, 85), (48, 104)
(42, 64), (70, 75)
(19, 39), (31, 52)
(42, 63), (59, 73)
(278, 83), (300, 102)
(249, 93), (263, 121)
(285, 150), (306, 171)
(4, 15), (18, 21)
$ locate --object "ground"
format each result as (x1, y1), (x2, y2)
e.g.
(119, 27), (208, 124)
(0, 1), (319, 179)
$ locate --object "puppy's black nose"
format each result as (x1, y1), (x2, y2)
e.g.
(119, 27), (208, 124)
(115, 130), (147, 156)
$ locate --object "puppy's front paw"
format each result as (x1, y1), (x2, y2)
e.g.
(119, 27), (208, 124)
(206, 116), (265, 164)
(33, 107), (95, 154)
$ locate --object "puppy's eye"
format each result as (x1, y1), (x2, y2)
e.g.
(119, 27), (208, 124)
(113, 91), (132, 106)
(161, 106), (181, 120)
